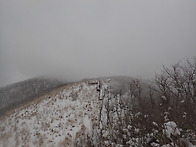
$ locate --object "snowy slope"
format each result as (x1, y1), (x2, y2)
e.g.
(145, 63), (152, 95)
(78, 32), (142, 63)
(1, 77), (195, 147)
(0, 80), (102, 147)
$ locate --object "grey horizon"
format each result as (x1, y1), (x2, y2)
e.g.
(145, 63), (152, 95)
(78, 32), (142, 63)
(0, 0), (196, 87)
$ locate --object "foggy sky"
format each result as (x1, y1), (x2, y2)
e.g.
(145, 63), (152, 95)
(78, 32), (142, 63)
(0, 0), (196, 87)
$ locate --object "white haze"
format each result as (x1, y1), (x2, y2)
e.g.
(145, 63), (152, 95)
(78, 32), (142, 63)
(0, 0), (196, 87)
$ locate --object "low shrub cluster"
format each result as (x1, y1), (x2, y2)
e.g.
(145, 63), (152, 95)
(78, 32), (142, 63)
(76, 57), (196, 146)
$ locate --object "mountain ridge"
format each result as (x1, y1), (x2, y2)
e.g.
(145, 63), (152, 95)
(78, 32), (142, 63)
(0, 78), (103, 146)
(0, 76), (195, 146)
(0, 77), (64, 116)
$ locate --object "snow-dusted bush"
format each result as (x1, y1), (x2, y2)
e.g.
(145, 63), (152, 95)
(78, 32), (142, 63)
(75, 57), (196, 146)
(163, 121), (180, 139)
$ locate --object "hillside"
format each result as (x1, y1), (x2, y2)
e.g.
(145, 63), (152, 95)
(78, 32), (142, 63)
(0, 77), (63, 116)
(0, 78), (103, 146)
(0, 77), (195, 147)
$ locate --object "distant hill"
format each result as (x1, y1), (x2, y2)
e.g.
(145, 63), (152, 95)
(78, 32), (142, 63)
(0, 77), (64, 115)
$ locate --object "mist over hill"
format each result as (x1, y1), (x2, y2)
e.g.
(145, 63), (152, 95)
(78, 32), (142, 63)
(0, 74), (195, 146)
(0, 58), (196, 146)
(0, 77), (64, 115)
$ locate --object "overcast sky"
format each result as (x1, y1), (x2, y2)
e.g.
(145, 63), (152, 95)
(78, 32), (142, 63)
(0, 0), (196, 87)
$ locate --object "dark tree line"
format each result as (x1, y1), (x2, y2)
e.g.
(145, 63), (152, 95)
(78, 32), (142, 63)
(0, 77), (62, 116)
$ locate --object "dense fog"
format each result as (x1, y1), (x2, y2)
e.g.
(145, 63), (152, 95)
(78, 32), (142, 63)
(0, 0), (196, 87)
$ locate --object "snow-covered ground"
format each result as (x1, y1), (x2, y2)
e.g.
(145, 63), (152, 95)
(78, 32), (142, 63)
(1, 77), (195, 147)
(0, 80), (102, 147)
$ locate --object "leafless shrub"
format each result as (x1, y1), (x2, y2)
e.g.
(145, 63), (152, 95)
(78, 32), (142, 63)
(74, 57), (196, 146)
